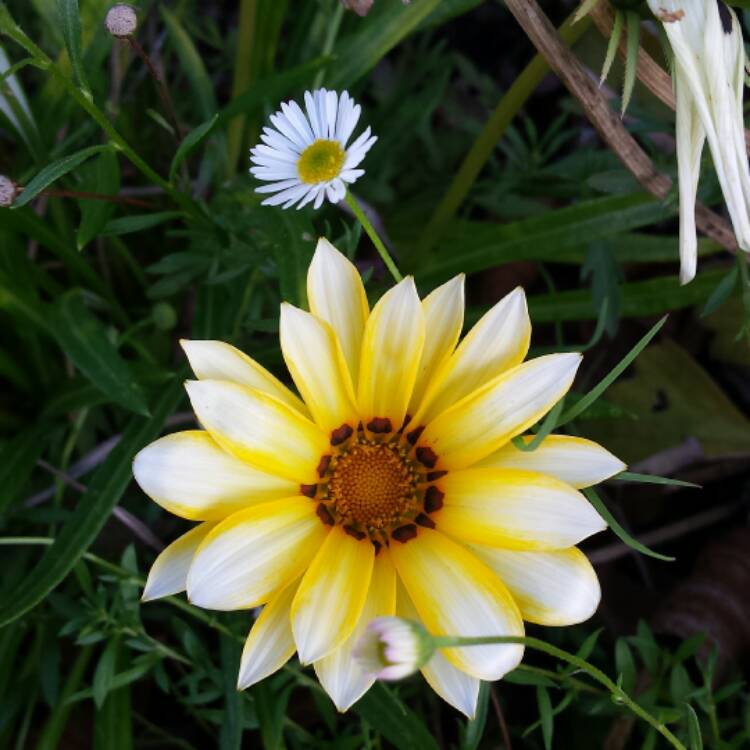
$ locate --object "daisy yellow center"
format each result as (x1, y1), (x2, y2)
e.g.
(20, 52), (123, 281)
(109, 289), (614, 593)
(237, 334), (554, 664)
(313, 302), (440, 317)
(297, 139), (345, 184)
(328, 444), (417, 530)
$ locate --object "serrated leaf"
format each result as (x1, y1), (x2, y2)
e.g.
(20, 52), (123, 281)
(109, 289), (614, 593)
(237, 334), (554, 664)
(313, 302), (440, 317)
(13, 145), (110, 208)
(50, 291), (149, 416)
(0, 379), (183, 628)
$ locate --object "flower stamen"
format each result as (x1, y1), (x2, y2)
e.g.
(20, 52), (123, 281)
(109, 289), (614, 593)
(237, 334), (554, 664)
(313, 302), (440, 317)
(297, 139), (346, 184)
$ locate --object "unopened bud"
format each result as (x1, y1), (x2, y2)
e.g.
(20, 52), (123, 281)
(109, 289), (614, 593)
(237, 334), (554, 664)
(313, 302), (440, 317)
(0, 175), (19, 208)
(341, 0), (374, 17)
(105, 4), (137, 38)
(353, 617), (434, 680)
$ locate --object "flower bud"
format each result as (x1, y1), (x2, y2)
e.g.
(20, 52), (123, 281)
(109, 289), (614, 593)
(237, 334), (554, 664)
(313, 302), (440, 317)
(353, 617), (434, 680)
(105, 4), (138, 38)
(0, 175), (19, 208)
(341, 0), (374, 16)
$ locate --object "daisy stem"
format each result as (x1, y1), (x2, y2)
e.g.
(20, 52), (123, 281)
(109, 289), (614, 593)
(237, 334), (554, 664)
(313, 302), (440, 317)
(345, 191), (403, 282)
(431, 635), (687, 750)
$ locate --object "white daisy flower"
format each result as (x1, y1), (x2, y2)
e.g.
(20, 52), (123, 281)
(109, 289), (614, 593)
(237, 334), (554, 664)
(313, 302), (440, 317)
(647, 0), (750, 284)
(249, 88), (377, 210)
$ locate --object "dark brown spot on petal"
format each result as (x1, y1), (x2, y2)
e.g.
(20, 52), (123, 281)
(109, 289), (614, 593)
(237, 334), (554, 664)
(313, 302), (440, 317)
(406, 425), (425, 445)
(392, 524), (418, 543)
(416, 446), (438, 468)
(367, 417), (392, 434)
(426, 470), (447, 482)
(300, 483), (317, 498)
(344, 525), (367, 541)
(316, 503), (334, 525)
(718, 1), (732, 34)
(317, 455), (332, 478)
(415, 513), (435, 529)
(372, 540), (382, 554)
(401, 414), (412, 430)
(424, 486), (444, 513)
(330, 423), (354, 446)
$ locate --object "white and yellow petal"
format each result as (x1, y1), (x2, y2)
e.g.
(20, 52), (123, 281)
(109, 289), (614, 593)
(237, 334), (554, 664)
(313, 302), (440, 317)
(307, 238), (369, 383)
(470, 544), (601, 626)
(187, 498), (327, 610)
(314, 553), (396, 711)
(408, 275), (465, 416)
(417, 353), (581, 471)
(476, 434), (625, 489)
(358, 277), (425, 433)
(181, 339), (307, 415)
(435, 468), (606, 550)
(142, 522), (215, 601)
(133, 431), (298, 520)
(185, 380), (328, 484)
(414, 287), (530, 426)
(292, 526), (375, 664)
(280, 303), (358, 437)
(396, 582), (480, 718)
(238, 582), (298, 689)
(390, 529), (524, 681)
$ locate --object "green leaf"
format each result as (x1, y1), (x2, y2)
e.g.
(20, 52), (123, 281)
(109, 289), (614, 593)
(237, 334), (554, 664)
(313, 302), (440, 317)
(536, 686), (554, 750)
(49, 291), (149, 416)
(0, 379), (183, 627)
(557, 316), (666, 427)
(77, 150), (121, 250)
(701, 265), (738, 318)
(621, 12), (639, 114)
(0, 424), (47, 515)
(459, 681), (489, 750)
(615, 639), (636, 693)
(102, 211), (183, 236)
(56, 0), (89, 94)
(219, 636), (243, 750)
(12, 144), (110, 208)
(615, 471), (700, 489)
(169, 113), (218, 183)
(92, 639), (118, 709)
(685, 704), (703, 750)
(354, 683), (439, 750)
(599, 9), (623, 84)
(584, 487), (675, 561)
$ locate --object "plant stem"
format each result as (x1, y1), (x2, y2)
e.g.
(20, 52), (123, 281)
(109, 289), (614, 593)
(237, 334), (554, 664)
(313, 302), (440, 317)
(432, 635), (687, 750)
(345, 191), (402, 282)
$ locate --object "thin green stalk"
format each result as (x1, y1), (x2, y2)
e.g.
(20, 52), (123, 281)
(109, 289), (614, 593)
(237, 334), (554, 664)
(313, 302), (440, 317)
(415, 13), (593, 263)
(312, 2), (344, 89)
(432, 635), (687, 750)
(345, 191), (402, 282)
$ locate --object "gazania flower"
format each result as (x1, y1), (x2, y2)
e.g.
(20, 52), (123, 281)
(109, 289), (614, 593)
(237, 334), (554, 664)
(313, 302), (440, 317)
(134, 239), (624, 717)
(647, 0), (750, 284)
(249, 88), (376, 210)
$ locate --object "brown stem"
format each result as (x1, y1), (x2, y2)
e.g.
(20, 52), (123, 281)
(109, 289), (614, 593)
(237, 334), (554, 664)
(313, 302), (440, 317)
(127, 36), (183, 143)
(490, 686), (514, 750)
(503, 0), (737, 253)
(39, 188), (153, 208)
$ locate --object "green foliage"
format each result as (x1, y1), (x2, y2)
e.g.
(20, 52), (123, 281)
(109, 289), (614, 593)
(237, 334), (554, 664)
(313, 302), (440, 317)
(0, 0), (748, 748)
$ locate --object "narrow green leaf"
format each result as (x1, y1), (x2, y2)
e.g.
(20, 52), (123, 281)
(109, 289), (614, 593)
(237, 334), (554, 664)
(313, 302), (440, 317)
(600, 10), (623, 84)
(621, 12), (639, 114)
(13, 144), (110, 208)
(615, 471), (700, 489)
(92, 639), (118, 709)
(50, 291), (149, 416)
(0, 379), (183, 627)
(0, 424), (47, 514)
(536, 686), (554, 750)
(685, 704), (703, 750)
(354, 682), (439, 750)
(615, 639), (636, 693)
(102, 211), (183, 236)
(56, 0), (89, 94)
(219, 636), (243, 750)
(584, 487), (675, 561)
(557, 316), (667, 426)
(701, 265), (738, 317)
(169, 114), (218, 183)
(77, 150), (121, 250)
(460, 681), (489, 750)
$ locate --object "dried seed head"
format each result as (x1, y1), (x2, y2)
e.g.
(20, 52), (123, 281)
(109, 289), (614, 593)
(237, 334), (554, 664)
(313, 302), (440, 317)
(0, 175), (19, 208)
(105, 4), (138, 38)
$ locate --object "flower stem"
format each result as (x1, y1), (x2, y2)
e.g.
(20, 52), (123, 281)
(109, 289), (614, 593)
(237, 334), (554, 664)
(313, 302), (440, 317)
(432, 634), (687, 750)
(345, 191), (403, 282)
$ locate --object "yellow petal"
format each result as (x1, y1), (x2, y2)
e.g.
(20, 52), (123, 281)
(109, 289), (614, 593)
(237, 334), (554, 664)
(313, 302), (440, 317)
(408, 274), (465, 415)
(314, 553), (396, 711)
(291, 526), (375, 664)
(133, 431), (298, 520)
(396, 581), (479, 718)
(142, 522), (216, 601)
(358, 277), (425, 434)
(237, 581), (298, 689)
(476, 434), (626, 488)
(417, 353), (581, 470)
(435, 468), (606, 550)
(181, 339), (307, 415)
(470, 544), (601, 626)
(187, 498), (326, 610)
(390, 529), (524, 680)
(307, 238), (369, 383)
(185, 380), (328, 483)
(280, 303), (358, 438)
(414, 287), (530, 426)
